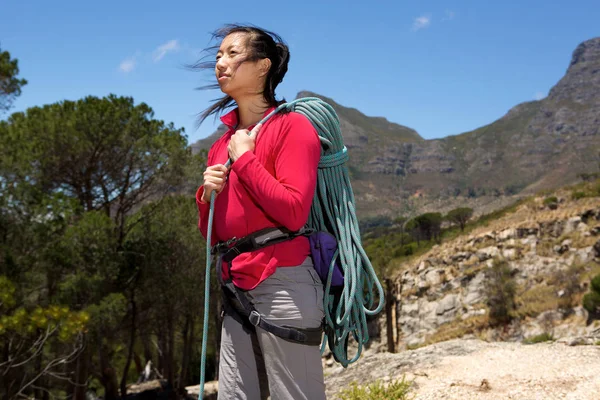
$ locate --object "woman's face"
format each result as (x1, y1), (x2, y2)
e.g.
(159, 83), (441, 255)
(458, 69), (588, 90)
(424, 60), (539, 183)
(215, 33), (268, 98)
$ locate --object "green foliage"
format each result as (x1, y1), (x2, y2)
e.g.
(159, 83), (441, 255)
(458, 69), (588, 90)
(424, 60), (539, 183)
(396, 243), (417, 257)
(571, 182), (600, 200)
(338, 376), (413, 400)
(85, 293), (128, 331)
(523, 332), (554, 344)
(446, 207), (474, 231)
(0, 305), (88, 340)
(591, 274), (600, 293)
(0, 46), (28, 113)
(543, 196), (559, 210)
(583, 273), (600, 315)
(579, 172), (600, 182)
(359, 215), (393, 232)
(484, 259), (516, 326)
(0, 92), (207, 397)
(1, 274), (88, 338)
(0, 275), (16, 308)
(0, 94), (188, 219)
(0, 275), (88, 398)
(406, 212), (443, 242)
(583, 292), (600, 314)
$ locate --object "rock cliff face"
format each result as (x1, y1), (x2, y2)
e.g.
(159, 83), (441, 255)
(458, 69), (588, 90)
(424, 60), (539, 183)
(190, 38), (600, 218)
(385, 195), (600, 350)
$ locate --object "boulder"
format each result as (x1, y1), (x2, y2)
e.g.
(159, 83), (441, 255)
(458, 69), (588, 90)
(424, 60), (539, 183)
(564, 217), (582, 235)
(476, 246), (501, 261)
(498, 228), (517, 241)
(436, 294), (458, 315)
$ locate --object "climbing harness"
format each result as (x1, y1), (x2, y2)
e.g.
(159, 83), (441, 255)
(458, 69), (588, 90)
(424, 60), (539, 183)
(198, 97), (385, 399)
(213, 228), (325, 347)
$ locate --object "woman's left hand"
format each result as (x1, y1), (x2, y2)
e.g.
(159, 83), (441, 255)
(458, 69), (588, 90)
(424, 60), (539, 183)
(228, 124), (262, 162)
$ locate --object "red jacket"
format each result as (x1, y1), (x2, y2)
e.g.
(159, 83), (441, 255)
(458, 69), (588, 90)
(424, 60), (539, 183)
(196, 106), (321, 290)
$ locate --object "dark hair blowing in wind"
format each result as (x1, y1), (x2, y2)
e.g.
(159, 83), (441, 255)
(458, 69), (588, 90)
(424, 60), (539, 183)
(191, 24), (291, 126)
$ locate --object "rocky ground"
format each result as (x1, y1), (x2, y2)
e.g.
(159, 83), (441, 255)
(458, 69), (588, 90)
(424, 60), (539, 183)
(390, 196), (600, 349)
(324, 338), (600, 400)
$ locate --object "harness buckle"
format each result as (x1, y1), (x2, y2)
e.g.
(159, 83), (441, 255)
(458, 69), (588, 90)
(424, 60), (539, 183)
(211, 236), (239, 255)
(249, 310), (261, 326)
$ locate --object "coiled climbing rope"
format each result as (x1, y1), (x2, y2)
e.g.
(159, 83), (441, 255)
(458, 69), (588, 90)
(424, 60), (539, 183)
(198, 97), (385, 399)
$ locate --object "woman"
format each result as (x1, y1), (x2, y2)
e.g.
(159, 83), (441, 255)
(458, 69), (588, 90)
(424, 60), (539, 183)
(195, 24), (326, 400)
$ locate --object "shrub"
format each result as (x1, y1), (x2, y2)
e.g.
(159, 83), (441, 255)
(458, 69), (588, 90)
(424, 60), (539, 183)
(484, 259), (516, 326)
(543, 196), (558, 210)
(550, 263), (586, 308)
(572, 191), (586, 200)
(583, 273), (600, 316)
(523, 332), (554, 344)
(591, 274), (600, 293)
(398, 243), (417, 257)
(583, 291), (600, 314)
(338, 376), (414, 400)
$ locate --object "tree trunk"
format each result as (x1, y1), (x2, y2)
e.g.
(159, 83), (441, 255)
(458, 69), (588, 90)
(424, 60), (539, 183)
(385, 278), (396, 353)
(34, 348), (43, 400)
(120, 292), (137, 396)
(142, 332), (153, 366)
(157, 326), (166, 377)
(72, 342), (89, 400)
(133, 351), (143, 375)
(2, 340), (14, 400)
(178, 316), (191, 390)
(102, 367), (119, 400)
(99, 331), (119, 400)
(167, 311), (175, 384)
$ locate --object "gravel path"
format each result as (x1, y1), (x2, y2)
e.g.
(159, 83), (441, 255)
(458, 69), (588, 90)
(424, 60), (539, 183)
(324, 339), (600, 399)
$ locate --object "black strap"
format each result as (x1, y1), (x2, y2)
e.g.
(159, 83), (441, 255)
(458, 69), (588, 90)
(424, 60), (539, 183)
(212, 226), (314, 263)
(216, 256), (323, 346)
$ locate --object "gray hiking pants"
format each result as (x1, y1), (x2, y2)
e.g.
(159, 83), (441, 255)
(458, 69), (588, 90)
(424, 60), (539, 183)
(217, 257), (327, 400)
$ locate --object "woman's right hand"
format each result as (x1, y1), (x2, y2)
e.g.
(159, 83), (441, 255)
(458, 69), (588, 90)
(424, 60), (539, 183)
(202, 164), (229, 203)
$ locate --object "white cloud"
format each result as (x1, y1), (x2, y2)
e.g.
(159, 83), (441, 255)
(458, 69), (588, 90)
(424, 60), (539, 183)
(534, 92), (546, 100)
(442, 10), (456, 21)
(119, 57), (136, 73)
(153, 39), (180, 62)
(412, 15), (431, 31)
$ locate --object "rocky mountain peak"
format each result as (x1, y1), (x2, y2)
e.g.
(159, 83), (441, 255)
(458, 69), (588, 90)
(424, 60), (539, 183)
(569, 37), (600, 69)
(548, 37), (600, 103)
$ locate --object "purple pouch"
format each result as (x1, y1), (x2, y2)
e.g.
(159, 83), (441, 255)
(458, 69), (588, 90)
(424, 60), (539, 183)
(308, 231), (344, 287)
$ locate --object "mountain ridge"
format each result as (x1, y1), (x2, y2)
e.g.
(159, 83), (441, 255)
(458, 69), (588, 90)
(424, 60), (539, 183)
(190, 37), (600, 219)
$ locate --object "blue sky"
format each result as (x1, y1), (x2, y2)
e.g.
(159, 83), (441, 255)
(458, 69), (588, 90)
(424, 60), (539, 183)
(1, 1), (599, 144)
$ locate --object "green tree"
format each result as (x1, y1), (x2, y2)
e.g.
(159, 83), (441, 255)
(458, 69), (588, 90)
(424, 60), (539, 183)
(0, 275), (88, 400)
(125, 195), (208, 393)
(583, 274), (600, 319)
(0, 46), (27, 114)
(0, 94), (192, 398)
(406, 213), (443, 243)
(446, 207), (474, 232)
(484, 259), (516, 326)
(0, 94), (188, 244)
